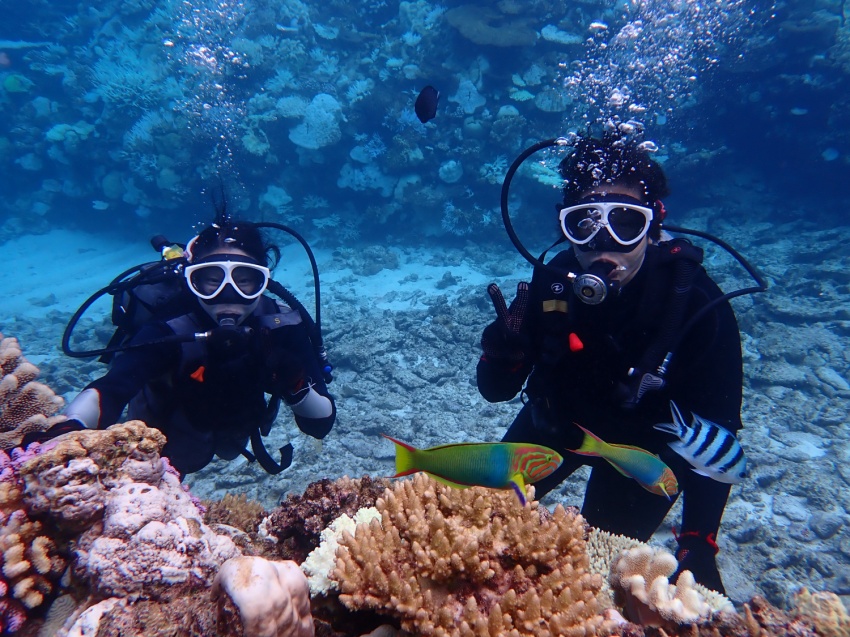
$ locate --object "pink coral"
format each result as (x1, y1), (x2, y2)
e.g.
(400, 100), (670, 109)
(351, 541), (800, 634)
(0, 447), (67, 634)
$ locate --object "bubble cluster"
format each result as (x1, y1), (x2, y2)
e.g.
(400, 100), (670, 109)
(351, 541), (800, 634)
(166, 0), (252, 181)
(561, 0), (760, 140)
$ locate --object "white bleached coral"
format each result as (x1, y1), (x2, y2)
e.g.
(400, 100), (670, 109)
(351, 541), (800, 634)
(609, 545), (713, 626)
(212, 556), (314, 637)
(301, 506), (381, 595)
(288, 93), (342, 149)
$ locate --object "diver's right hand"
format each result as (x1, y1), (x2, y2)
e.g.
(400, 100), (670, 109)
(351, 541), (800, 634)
(481, 282), (532, 362)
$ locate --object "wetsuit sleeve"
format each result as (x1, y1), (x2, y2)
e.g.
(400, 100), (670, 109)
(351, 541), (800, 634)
(265, 322), (335, 439)
(669, 272), (744, 432)
(83, 323), (179, 428)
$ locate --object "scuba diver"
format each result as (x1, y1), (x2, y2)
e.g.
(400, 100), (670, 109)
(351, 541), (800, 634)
(34, 201), (335, 476)
(478, 133), (764, 595)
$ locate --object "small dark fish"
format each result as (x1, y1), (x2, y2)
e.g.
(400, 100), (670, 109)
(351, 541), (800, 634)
(414, 85), (439, 123)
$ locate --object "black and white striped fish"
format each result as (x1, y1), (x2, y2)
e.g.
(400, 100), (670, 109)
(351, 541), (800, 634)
(653, 401), (748, 484)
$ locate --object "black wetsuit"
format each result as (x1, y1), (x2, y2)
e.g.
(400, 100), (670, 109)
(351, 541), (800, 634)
(477, 245), (743, 543)
(84, 296), (335, 474)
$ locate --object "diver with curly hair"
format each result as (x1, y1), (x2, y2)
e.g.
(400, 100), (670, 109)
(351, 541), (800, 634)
(478, 134), (746, 594)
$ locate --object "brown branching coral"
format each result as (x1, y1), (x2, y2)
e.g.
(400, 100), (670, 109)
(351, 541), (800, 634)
(204, 493), (267, 535)
(265, 476), (390, 563)
(0, 334), (65, 450)
(331, 474), (616, 637)
(0, 446), (68, 633)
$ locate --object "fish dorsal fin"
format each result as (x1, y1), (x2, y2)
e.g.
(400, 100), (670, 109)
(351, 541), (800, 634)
(608, 442), (660, 458)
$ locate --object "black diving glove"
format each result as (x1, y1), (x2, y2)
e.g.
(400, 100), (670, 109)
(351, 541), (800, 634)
(674, 533), (726, 595)
(20, 419), (87, 448)
(481, 282), (532, 362)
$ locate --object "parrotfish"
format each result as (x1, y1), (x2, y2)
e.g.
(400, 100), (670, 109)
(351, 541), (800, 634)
(569, 424), (679, 500)
(654, 401), (748, 484)
(382, 434), (563, 505)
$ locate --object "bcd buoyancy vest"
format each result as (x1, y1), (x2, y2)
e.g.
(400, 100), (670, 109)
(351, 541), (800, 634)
(528, 239), (704, 411)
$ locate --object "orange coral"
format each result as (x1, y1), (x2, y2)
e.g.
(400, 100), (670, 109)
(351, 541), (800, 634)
(0, 334), (64, 450)
(332, 474), (616, 637)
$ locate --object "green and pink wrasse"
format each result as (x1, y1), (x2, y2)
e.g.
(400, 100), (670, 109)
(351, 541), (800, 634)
(382, 435), (563, 505)
(569, 424), (679, 500)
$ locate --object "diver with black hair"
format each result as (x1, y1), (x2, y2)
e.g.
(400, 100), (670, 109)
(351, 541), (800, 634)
(478, 133), (753, 595)
(47, 202), (336, 476)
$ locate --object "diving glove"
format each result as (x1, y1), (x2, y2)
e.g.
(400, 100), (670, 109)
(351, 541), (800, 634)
(481, 282), (532, 362)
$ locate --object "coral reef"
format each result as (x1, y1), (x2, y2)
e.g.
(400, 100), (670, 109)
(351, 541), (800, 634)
(204, 493), (268, 536)
(212, 556), (314, 637)
(331, 474), (617, 637)
(0, 334), (64, 450)
(791, 588), (850, 637)
(263, 476), (390, 564)
(609, 545), (713, 627)
(0, 449), (66, 634)
(0, 421), (251, 634)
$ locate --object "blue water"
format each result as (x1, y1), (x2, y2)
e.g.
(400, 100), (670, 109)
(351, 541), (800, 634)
(1, 0), (849, 614)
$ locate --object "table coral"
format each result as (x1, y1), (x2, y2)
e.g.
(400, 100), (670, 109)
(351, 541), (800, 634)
(0, 333), (65, 450)
(331, 473), (616, 637)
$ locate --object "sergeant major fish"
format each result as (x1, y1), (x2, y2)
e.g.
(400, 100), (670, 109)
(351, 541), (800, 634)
(382, 434), (562, 505)
(653, 401), (748, 484)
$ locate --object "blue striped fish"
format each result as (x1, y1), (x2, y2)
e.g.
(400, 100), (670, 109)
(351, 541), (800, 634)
(653, 401), (748, 484)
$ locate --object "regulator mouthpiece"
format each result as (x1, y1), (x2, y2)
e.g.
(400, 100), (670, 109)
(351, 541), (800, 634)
(573, 261), (619, 305)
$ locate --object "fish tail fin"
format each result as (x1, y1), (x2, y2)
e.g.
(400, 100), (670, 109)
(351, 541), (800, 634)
(653, 421), (680, 436)
(381, 434), (418, 477)
(570, 423), (605, 457)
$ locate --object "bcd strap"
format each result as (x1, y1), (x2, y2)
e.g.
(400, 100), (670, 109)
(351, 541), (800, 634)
(620, 239), (703, 409)
(247, 428), (294, 475)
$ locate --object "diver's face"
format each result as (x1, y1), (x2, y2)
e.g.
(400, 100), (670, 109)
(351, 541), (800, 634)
(571, 185), (650, 288)
(192, 247), (262, 325)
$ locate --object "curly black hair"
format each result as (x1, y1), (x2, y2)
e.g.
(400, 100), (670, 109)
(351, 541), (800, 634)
(559, 134), (670, 239)
(190, 191), (280, 267)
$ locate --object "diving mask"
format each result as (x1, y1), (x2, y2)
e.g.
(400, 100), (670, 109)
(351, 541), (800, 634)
(559, 200), (653, 248)
(185, 259), (270, 301)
